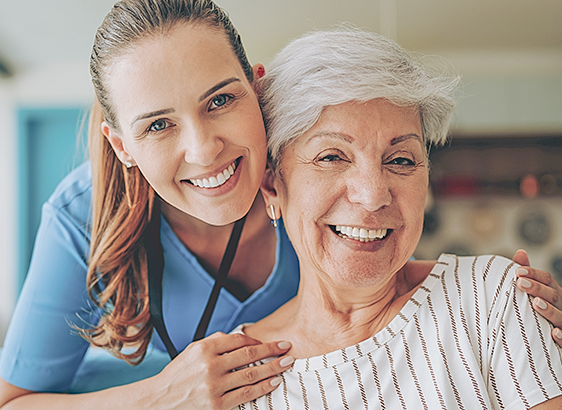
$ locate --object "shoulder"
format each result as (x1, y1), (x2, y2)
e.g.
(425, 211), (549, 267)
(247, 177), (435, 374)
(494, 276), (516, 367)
(434, 254), (520, 316)
(438, 253), (518, 285)
(44, 161), (93, 227)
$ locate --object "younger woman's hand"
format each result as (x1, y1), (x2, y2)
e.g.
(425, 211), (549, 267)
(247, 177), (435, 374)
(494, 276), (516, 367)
(153, 332), (293, 410)
(514, 249), (562, 347)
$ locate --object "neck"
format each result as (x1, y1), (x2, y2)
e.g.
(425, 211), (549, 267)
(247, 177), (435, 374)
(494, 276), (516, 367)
(160, 193), (267, 246)
(161, 193), (277, 297)
(246, 261), (430, 358)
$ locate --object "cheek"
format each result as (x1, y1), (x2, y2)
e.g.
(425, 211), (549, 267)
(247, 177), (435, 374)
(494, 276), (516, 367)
(280, 180), (322, 240)
(408, 185), (428, 244)
(238, 102), (267, 149)
(129, 145), (180, 191)
(397, 174), (428, 227)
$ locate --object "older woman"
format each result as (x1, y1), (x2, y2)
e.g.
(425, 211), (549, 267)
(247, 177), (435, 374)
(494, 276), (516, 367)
(235, 29), (562, 409)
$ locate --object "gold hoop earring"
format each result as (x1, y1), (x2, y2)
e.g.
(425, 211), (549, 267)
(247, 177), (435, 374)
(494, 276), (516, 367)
(269, 204), (278, 228)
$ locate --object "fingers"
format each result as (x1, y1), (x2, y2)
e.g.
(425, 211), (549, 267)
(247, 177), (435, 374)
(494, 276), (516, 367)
(552, 328), (562, 348)
(183, 332), (292, 373)
(530, 297), (562, 348)
(220, 357), (293, 409)
(531, 296), (562, 325)
(161, 333), (292, 409)
(222, 354), (294, 392)
(512, 249), (530, 266)
(195, 334), (293, 409)
(516, 267), (562, 311)
(222, 375), (284, 409)
(222, 339), (293, 372)
(514, 259), (562, 347)
(204, 332), (264, 355)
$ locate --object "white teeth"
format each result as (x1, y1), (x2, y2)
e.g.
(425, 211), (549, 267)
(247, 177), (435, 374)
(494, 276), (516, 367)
(334, 225), (387, 242)
(190, 160), (237, 188)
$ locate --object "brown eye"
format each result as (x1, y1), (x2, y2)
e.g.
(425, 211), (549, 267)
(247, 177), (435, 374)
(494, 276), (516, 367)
(320, 154), (342, 162)
(389, 157), (414, 166)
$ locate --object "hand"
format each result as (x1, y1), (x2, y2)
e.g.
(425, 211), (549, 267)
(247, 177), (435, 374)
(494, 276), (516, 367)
(153, 332), (293, 410)
(514, 249), (562, 347)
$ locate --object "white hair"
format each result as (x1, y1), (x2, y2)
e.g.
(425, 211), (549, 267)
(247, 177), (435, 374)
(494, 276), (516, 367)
(259, 27), (461, 170)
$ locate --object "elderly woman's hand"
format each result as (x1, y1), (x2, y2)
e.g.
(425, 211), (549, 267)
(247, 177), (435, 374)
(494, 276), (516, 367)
(514, 249), (562, 347)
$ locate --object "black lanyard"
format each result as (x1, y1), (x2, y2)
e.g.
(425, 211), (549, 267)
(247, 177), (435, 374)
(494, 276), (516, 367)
(146, 198), (247, 359)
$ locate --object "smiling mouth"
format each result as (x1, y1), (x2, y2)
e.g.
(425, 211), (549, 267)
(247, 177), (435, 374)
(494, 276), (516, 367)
(331, 225), (389, 242)
(187, 158), (240, 189)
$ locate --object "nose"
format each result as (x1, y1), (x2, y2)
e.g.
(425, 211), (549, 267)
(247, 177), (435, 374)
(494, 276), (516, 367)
(182, 122), (224, 166)
(346, 167), (392, 211)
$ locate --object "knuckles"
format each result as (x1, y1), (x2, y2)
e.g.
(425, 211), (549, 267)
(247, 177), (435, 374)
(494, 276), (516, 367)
(191, 340), (216, 358)
(232, 333), (249, 346)
(551, 289), (560, 307)
(242, 367), (258, 383)
(242, 345), (259, 361)
(240, 385), (255, 401)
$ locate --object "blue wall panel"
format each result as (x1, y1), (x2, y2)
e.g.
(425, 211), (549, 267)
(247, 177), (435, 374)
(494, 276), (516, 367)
(18, 108), (87, 292)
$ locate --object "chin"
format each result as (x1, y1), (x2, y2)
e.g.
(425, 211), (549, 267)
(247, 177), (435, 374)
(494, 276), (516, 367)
(203, 201), (253, 226)
(195, 211), (241, 226)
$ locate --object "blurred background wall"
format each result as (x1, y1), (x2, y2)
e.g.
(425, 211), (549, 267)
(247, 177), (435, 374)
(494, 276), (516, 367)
(0, 0), (561, 344)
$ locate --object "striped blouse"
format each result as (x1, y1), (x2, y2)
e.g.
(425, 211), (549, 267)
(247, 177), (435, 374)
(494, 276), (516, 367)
(236, 253), (562, 410)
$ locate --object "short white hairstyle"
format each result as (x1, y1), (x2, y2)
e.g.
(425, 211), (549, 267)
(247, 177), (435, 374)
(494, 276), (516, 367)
(259, 27), (460, 170)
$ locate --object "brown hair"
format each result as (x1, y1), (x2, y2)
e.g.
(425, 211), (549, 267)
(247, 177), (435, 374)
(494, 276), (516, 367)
(85, 0), (253, 364)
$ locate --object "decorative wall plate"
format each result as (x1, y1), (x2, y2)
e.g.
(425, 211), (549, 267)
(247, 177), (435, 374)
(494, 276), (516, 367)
(517, 210), (551, 246)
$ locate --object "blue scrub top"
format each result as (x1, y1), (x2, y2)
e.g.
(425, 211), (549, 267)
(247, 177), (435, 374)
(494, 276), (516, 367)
(0, 162), (300, 392)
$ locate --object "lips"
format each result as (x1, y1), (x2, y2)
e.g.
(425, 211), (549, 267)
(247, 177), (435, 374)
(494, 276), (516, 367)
(332, 225), (389, 242)
(188, 158), (239, 189)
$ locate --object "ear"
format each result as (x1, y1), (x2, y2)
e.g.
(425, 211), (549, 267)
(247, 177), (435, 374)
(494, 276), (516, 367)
(101, 121), (135, 166)
(251, 63), (266, 96)
(260, 166), (282, 220)
(252, 63), (265, 80)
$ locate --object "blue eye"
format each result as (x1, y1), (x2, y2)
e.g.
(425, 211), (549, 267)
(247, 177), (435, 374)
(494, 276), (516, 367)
(149, 119), (168, 132)
(210, 94), (231, 109)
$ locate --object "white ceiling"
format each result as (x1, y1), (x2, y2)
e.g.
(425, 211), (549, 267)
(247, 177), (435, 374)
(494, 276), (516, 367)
(0, 0), (561, 76)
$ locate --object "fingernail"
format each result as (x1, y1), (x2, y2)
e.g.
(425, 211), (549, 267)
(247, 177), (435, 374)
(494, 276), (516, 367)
(279, 356), (294, 367)
(270, 376), (282, 387)
(535, 297), (547, 310)
(518, 278), (532, 289)
(278, 341), (291, 350)
(554, 328), (562, 340)
(516, 267), (529, 276)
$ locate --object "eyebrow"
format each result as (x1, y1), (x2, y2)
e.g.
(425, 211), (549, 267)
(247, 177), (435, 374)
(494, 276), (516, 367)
(390, 133), (423, 146)
(130, 108), (175, 128)
(306, 132), (423, 146)
(305, 131), (353, 145)
(198, 77), (241, 103)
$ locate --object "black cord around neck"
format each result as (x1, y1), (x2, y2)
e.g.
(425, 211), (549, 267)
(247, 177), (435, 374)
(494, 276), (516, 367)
(147, 198), (247, 359)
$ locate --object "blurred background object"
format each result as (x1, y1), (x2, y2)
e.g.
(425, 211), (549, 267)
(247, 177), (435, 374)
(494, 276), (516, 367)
(0, 0), (561, 344)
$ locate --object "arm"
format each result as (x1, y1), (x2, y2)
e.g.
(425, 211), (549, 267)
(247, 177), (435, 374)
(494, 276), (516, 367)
(0, 332), (293, 410)
(487, 256), (562, 409)
(513, 250), (562, 346)
(0, 167), (292, 408)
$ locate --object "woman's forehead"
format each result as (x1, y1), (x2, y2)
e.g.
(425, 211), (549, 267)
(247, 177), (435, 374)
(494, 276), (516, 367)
(298, 100), (422, 145)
